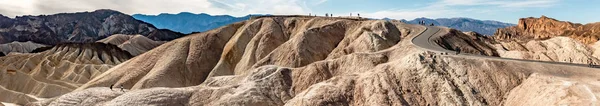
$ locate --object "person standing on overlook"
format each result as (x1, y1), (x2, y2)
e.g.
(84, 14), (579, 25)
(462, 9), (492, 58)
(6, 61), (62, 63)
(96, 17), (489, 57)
(455, 47), (461, 54)
(120, 85), (124, 92)
(589, 58), (594, 67)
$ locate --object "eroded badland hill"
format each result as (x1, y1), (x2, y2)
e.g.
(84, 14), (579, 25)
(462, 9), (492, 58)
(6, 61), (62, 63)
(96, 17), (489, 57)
(0, 16), (598, 105)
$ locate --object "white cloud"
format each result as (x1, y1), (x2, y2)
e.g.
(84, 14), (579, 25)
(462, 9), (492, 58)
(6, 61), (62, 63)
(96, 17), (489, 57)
(0, 0), (229, 17)
(0, 0), (329, 17)
(439, 0), (483, 5)
(438, 0), (559, 8)
(362, 0), (560, 20)
(315, 0), (328, 5)
(363, 9), (456, 20)
(497, 0), (559, 8)
(210, 0), (324, 16)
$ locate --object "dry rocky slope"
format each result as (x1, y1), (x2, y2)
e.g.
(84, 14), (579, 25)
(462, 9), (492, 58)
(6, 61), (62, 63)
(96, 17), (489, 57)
(496, 15), (600, 44)
(27, 16), (600, 105)
(98, 34), (166, 56)
(0, 43), (132, 105)
(491, 16), (600, 64)
(0, 41), (47, 55)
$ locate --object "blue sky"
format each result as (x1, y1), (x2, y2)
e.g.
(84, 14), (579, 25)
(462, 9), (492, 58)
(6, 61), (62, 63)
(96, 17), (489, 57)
(0, 0), (598, 24)
(307, 0), (599, 24)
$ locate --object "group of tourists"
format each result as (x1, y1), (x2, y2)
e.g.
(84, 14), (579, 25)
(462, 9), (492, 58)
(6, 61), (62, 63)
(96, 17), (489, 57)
(307, 13), (360, 18)
(418, 20), (435, 26)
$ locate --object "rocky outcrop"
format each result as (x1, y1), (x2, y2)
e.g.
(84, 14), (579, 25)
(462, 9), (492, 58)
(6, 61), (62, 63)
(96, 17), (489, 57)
(0, 9), (183, 45)
(434, 30), (498, 56)
(98, 34), (165, 56)
(495, 16), (600, 44)
(490, 16), (600, 64)
(493, 37), (599, 64)
(75, 17), (412, 91)
(504, 73), (599, 105)
(0, 43), (131, 105)
(0, 41), (47, 54)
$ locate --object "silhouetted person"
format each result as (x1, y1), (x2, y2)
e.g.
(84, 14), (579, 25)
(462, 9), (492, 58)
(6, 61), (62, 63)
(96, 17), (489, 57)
(110, 84), (114, 91)
(430, 23), (434, 26)
(357, 13), (360, 17)
(325, 13), (328, 17)
(589, 59), (593, 67)
(120, 85), (124, 92)
(455, 47), (461, 54)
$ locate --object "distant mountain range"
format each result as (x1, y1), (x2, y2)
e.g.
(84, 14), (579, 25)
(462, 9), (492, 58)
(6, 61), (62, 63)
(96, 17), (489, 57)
(402, 18), (515, 35)
(133, 12), (264, 34)
(133, 13), (513, 35)
(0, 9), (183, 45)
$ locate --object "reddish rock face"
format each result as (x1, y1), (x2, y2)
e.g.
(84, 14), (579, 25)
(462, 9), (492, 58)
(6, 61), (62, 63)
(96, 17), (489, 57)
(495, 16), (600, 44)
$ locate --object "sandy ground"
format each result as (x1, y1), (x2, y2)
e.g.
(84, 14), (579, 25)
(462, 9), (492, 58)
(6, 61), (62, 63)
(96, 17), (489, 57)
(1, 102), (19, 106)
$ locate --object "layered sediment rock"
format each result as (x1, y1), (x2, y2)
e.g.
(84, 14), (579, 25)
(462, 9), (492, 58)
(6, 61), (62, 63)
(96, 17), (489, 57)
(98, 34), (166, 56)
(0, 41), (47, 54)
(0, 43), (131, 104)
(495, 16), (600, 44)
(493, 37), (599, 64)
(434, 29), (498, 56)
(492, 16), (600, 64)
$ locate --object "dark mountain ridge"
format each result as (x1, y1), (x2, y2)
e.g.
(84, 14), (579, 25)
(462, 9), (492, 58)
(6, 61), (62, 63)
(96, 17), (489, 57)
(0, 9), (183, 45)
(132, 12), (265, 34)
(404, 17), (515, 35)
